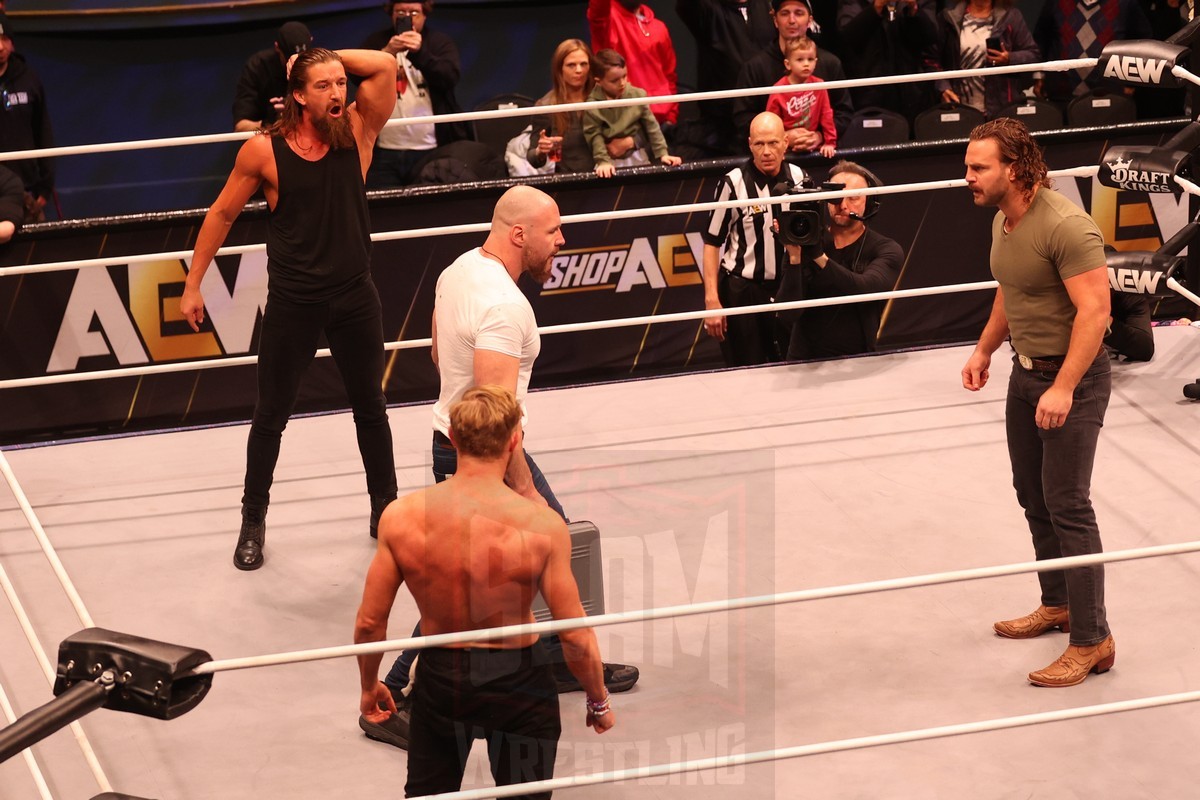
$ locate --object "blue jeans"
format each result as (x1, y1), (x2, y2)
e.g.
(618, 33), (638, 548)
(383, 433), (567, 691)
(1006, 350), (1111, 645)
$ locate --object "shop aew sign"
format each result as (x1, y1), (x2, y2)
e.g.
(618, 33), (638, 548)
(46, 253), (267, 373)
(542, 232), (704, 294)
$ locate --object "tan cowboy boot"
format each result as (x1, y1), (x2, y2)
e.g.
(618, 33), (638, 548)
(1028, 635), (1116, 687)
(993, 605), (1070, 639)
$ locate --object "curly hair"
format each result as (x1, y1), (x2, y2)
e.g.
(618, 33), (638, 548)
(968, 117), (1052, 202)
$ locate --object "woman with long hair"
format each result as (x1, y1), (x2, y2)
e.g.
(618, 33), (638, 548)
(526, 39), (596, 173)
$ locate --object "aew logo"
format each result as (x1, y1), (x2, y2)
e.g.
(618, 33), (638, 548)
(1104, 154), (1173, 193)
(1102, 55), (1168, 85)
(1108, 265), (1164, 295)
(543, 233), (703, 294)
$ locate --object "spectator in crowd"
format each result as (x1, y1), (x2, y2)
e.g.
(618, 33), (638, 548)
(527, 39), (598, 175)
(361, 1), (470, 187)
(701, 112), (808, 366)
(931, 0), (1038, 118)
(734, 0), (853, 145)
(765, 36), (837, 157)
(0, 163), (24, 242)
(837, 0), (938, 119)
(232, 21), (312, 133)
(0, 13), (54, 223)
(1105, 290), (1154, 361)
(583, 49), (682, 177)
(1033, 0), (1151, 103)
(1138, 0), (1186, 118)
(588, 0), (679, 128)
(777, 160), (903, 358)
(675, 0), (778, 157)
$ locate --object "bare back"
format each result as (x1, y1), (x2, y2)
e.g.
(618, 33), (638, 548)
(382, 475), (571, 649)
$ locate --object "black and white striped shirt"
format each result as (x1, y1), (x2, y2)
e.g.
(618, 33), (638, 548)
(702, 160), (808, 283)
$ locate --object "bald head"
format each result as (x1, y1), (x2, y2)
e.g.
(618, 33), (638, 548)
(750, 112), (785, 142)
(748, 112), (787, 176)
(492, 185), (557, 231)
(484, 184), (565, 284)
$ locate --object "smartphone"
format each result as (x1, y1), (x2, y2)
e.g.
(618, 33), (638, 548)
(394, 14), (413, 34)
(985, 36), (1002, 52)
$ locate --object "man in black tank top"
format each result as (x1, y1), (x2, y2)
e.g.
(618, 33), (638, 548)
(180, 47), (399, 571)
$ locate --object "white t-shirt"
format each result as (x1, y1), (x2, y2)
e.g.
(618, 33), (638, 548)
(377, 52), (437, 151)
(432, 248), (540, 436)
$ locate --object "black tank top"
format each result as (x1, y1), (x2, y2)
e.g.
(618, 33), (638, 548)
(267, 136), (372, 301)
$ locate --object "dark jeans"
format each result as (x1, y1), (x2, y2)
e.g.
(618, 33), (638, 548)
(405, 644), (560, 800)
(717, 270), (782, 367)
(242, 277), (396, 509)
(382, 433), (566, 691)
(1006, 350), (1111, 646)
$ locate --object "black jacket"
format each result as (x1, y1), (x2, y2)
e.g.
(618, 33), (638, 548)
(361, 25), (471, 145)
(734, 43), (854, 143)
(837, 0), (939, 118)
(232, 48), (287, 128)
(0, 52), (54, 198)
(675, 0), (778, 122)
(0, 163), (25, 233)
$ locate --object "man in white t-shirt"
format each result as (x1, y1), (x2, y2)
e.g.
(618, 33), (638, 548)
(361, 1), (470, 187)
(358, 185), (641, 751)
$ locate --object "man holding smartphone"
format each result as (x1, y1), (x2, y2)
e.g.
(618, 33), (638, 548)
(359, 1), (469, 187)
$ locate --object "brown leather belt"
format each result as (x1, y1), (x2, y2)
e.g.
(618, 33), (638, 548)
(1016, 344), (1104, 372)
(1017, 353), (1065, 372)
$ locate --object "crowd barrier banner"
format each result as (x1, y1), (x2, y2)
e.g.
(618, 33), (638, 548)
(0, 127), (1188, 445)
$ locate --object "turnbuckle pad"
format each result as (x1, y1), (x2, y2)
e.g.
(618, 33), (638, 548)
(54, 628), (213, 720)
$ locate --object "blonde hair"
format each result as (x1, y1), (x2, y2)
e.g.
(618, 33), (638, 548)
(449, 385), (521, 459)
(782, 36), (817, 59)
(547, 39), (594, 137)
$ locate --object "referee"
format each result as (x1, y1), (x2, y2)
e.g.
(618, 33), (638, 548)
(701, 112), (808, 366)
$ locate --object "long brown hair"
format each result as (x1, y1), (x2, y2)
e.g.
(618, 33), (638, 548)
(968, 117), (1052, 203)
(547, 39), (594, 137)
(265, 47), (342, 141)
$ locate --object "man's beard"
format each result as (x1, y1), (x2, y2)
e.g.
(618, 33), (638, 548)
(311, 110), (356, 151)
(523, 247), (555, 284)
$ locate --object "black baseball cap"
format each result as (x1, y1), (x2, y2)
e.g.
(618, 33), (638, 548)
(0, 14), (12, 38)
(276, 21), (312, 55)
(772, 0), (814, 12)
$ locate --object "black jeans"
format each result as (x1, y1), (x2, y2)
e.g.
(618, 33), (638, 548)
(242, 277), (396, 509)
(1006, 350), (1112, 645)
(405, 644), (560, 800)
(717, 270), (782, 367)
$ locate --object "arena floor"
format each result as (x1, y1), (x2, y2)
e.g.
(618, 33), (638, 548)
(2, 327), (1199, 799)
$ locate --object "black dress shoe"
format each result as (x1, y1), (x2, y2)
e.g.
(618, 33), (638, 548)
(234, 505), (266, 571)
(553, 661), (639, 694)
(359, 695), (411, 750)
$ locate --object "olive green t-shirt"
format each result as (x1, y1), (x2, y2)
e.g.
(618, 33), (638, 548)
(990, 188), (1106, 357)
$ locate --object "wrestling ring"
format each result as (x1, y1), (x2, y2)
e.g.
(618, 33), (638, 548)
(2, 33), (1200, 800)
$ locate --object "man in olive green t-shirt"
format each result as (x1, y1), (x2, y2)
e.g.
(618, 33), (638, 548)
(960, 118), (1114, 688)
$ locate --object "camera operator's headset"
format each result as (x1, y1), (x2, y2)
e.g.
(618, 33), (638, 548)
(831, 162), (883, 222)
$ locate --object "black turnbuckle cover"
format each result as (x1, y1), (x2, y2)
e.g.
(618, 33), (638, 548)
(54, 628), (213, 720)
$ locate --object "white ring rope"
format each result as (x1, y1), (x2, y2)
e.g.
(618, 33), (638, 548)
(0, 168), (1102, 279)
(0, 58), (1102, 164)
(0, 546), (112, 792)
(403, 688), (1200, 800)
(0, 678), (54, 800)
(0, 452), (96, 629)
(190, 539), (1200, 676)
(0, 278), (1002, 390)
(1171, 64), (1200, 89)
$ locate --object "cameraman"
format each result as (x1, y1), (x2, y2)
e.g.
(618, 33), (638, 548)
(701, 112), (809, 366)
(777, 160), (903, 359)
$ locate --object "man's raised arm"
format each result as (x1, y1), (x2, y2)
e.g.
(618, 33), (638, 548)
(342, 49), (399, 141)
